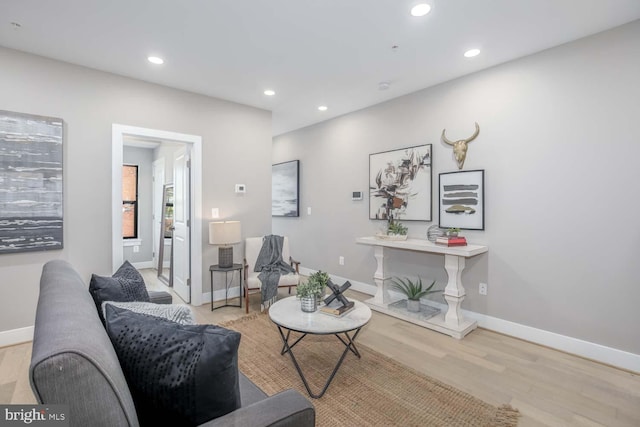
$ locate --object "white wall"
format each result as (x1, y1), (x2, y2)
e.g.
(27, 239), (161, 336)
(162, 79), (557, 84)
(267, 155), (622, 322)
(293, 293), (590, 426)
(273, 21), (640, 355)
(0, 46), (272, 334)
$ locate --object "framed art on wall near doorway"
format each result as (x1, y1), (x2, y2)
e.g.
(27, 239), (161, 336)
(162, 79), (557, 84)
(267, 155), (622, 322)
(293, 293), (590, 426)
(0, 110), (64, 254)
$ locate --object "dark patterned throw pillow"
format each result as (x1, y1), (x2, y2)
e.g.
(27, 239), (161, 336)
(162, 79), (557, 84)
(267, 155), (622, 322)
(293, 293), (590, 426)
(89, 261), (150, 320)
(104, 305), (241, 426)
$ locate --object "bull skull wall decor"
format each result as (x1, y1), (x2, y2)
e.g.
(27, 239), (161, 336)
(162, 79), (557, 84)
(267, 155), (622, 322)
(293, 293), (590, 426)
(442, 122), (480, 170)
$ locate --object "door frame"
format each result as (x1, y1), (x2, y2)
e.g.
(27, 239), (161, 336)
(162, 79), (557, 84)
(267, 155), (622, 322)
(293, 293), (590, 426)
(112, 124), (203, 306)
(152, 158), (165, 271)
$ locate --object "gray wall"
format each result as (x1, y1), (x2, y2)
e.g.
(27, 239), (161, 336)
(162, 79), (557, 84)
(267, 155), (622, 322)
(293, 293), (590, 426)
(123, 146), (154, 264)
(0, 46), (272, 333)
(273, 21), (640, 354)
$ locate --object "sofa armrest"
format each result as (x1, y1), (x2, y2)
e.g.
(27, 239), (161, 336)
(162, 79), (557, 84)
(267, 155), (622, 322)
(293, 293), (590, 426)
(148, 290), (172, 304)
(197, 389), (314, 427)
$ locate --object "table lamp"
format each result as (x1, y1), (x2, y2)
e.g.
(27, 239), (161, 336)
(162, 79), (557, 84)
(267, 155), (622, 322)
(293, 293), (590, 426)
(209, 221), (241, 268)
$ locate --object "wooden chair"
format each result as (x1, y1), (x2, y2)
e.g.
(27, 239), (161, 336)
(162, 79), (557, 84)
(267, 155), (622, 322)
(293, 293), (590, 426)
(243, 236), (300, 313)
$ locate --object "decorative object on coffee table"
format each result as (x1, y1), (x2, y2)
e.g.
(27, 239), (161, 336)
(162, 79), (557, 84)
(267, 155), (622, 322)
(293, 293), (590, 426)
(323, 279), (353, 311)
(209, 220), (242, 268)
(390, 277), (440, 313)
(306, 270), (329, 305)
(296, 280), (320, 312)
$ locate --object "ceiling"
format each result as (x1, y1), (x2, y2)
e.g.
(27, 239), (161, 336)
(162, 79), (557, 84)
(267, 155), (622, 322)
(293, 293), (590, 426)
(2, 1), (640, 136)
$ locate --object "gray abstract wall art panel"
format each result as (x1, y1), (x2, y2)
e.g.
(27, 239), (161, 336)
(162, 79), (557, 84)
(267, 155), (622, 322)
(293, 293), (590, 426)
(0, 110), (63, 254)
(272, 160), (299, 217)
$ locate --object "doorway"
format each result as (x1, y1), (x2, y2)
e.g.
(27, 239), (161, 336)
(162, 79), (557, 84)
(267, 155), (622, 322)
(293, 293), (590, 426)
(112, 124), (203, 306)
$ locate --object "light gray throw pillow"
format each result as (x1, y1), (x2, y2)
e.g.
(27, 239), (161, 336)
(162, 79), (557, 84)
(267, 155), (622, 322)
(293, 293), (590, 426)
(102, 301), (196, 325)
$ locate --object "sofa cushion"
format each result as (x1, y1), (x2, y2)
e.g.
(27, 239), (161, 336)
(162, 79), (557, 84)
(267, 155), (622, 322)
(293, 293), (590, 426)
(102, 301), (195, 325)
(104, 305), (241, 426)
(89, 261), (150, 319)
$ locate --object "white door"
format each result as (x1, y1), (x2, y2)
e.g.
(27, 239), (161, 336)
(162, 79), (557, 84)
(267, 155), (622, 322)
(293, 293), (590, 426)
(172, 147), (191, 303)
(152, 158), (165, 270)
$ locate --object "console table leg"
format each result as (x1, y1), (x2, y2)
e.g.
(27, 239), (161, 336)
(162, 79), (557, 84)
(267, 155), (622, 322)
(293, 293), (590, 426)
(372, 246), (390, 306)
(444, 254), (466, 327)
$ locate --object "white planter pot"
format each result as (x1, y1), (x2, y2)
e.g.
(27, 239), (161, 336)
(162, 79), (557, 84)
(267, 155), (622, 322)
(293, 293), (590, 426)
(406, 299), (421, 313)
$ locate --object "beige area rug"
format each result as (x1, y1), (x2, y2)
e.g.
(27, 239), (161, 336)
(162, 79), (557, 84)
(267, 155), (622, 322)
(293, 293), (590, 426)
(221, 313), (519, 427)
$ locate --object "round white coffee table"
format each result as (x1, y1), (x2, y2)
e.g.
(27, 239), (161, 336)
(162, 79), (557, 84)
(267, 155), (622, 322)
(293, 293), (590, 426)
(269, 296), (372, 398)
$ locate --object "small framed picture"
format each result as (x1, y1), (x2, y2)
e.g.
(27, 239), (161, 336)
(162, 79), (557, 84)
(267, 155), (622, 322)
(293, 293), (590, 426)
(272, 160), (300, 217)
(439, 170), (484, 230)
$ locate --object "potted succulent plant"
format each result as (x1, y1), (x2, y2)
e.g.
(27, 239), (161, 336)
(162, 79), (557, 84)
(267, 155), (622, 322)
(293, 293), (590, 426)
(376, 216), (408, 241)
(387, 219), (408, 237)
(296, 272), (327, 312)
(390, 277), (440, 313)
(445, 227), (461, 237)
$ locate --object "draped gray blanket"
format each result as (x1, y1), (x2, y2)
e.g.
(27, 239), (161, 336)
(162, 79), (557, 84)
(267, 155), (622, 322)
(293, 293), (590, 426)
(255, 235), (295, 310)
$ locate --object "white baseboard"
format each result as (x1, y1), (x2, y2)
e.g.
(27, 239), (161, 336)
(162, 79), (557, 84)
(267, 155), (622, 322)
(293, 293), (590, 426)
(0, 326), (34, 348)
(203, 286), (242, 303)
(131, 261), (154, 269)
(300, 267), (640, 373)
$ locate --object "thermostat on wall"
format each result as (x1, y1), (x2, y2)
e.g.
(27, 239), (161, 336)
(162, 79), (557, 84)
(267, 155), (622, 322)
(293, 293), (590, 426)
(352, 191), (363, 201)
(235, 184), (246, 193)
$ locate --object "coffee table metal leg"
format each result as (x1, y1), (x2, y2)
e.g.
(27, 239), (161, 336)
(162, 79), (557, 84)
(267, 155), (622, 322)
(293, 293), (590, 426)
(280, 330), (308, 355)
(276, 325), (362, 399)
(335, 330), (362, 358)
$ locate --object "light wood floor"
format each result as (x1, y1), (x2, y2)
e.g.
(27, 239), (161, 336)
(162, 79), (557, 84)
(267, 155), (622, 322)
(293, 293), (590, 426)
(2, 269), (638, 426)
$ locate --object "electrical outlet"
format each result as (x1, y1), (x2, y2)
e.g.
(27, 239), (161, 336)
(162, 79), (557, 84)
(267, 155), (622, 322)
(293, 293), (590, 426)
(479, 282), (488, 295)
(339, 256), (345, 265)
(307, 207), (312, 215)
(133, 246), (139, 253)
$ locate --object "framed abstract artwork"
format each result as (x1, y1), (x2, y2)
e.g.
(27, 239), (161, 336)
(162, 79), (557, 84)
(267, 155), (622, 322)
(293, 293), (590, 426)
(369, 144), (432, 221)
(272, 160), (300, 217)
(439, 169), (484, 230)
(0, 110), (64, 254)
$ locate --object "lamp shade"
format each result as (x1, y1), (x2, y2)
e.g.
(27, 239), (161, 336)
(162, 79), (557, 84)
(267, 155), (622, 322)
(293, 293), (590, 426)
(209, 221), (241, 245)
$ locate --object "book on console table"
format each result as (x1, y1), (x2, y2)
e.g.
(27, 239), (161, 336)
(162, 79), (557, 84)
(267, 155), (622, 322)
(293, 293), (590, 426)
(320, 301), (355, 317)
(435, 236), (467, 247)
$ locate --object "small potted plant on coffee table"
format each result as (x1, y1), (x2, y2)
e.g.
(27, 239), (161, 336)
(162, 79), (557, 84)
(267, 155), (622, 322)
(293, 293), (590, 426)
(307, 270), (329, 304)
(296, 273), (327, 312)
(390, 277), (439, 313)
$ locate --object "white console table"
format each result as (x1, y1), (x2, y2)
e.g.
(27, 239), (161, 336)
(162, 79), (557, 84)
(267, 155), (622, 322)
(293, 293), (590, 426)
(356, 236), (488, 339)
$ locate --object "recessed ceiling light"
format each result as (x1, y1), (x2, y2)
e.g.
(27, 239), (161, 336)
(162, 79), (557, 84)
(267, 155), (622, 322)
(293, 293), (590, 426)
(464, 49), (480, 58)
(318, 105), (328, 112)
(410, 4), (432, 17)
(147, 56), (164, 65)
(378, 81), (391, 91)
(264, 89), (276, 96)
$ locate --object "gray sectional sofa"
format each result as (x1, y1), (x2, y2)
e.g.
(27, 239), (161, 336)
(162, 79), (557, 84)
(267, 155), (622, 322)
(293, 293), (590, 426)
(29, 260), (315, 427)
